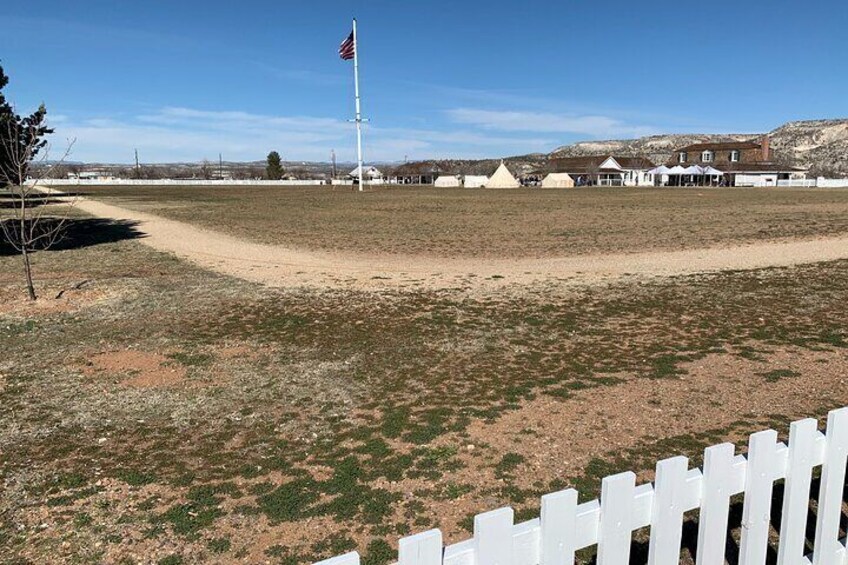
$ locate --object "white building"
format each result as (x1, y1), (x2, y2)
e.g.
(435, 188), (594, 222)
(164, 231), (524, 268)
(348, 165), (383, 181)
(547, 155), (657, 187)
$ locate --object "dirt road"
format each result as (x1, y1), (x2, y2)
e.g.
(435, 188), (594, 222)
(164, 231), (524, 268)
(71, 195), (848, 291)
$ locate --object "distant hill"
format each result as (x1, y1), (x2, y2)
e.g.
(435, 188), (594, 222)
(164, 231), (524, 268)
(768, 119), (848, 177)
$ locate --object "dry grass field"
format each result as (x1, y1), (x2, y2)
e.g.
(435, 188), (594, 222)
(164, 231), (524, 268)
(74, 185), (848, 257)
(1, 186), (848, 564)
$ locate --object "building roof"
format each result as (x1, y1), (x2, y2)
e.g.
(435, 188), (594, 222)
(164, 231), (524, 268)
(387, 162), (451, 176)
(712, 162), (806, 173)
(349, 165), (382, 177)
(674, 140), (762, 153)
(613, 156), (657, 169)
(548, 155), (655, 174)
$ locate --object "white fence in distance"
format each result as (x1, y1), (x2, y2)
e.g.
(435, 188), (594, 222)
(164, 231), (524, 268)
(776, 179), (818, 188)
(815, 178), (848, 188)
(26, 177), (848, 189)
(777, 178), (848, 188)
(317, 407), (848, 565)
(28, 178), (326, 187)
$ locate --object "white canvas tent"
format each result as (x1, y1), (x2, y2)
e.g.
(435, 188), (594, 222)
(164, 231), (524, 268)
(486, 162), (520, 189)
(348, 165), (383, 180)
(463, 175), (488, 188)
(434, 175), (461, 188)
(541, 173), (575, 188)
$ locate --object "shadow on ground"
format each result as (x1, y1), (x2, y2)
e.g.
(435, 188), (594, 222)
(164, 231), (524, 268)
(0, 217), (145, 256)
(0, 194), (71, 209)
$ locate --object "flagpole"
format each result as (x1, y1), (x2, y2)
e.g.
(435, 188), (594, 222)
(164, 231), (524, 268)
(352, 18), (364, 192)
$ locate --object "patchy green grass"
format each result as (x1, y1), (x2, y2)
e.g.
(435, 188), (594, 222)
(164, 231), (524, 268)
(760, 368), (802, 382)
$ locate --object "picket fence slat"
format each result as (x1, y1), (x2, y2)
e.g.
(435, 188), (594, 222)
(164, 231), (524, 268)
(318, 408), (848, 565)
(399, 530), (443, 565)
(739, 430), (779, 565)
(540, 489), (577, 565)
(475, 507), (514, 565)
(597, 472), (636, 565)
(648, 457), (688, 565)
(776, 419), (819, 565)
(696, 443), (735, 565)
(813, 407), (848, 565)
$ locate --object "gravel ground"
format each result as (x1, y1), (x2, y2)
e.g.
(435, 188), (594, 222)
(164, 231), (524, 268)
(63, 193), (848, 292)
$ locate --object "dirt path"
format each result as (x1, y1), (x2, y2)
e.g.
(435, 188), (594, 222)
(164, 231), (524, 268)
(70, 195), (848, 292)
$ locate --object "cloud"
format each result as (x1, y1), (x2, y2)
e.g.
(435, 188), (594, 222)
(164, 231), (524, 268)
(446, 108), (658, 138)
(45, 106), (556, 163)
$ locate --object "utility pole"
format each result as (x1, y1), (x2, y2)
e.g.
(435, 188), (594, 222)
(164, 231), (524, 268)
(331, 149), (337, 179)
(134, 149), (140, 178)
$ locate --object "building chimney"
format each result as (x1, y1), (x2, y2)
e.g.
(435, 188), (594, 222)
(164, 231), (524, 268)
(761, 135), (770, 161)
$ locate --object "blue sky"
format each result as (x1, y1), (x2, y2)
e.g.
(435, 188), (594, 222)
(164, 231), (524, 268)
(2, 0), (846, 163)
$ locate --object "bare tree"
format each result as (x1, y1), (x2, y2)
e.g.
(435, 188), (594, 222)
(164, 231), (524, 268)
(0, 117), (76, 300)
(585, 160), (600, 187)
(200, 159), (213, 180)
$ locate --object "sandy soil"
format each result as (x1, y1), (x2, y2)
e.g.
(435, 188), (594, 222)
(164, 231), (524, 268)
(68, 194), (848, 292)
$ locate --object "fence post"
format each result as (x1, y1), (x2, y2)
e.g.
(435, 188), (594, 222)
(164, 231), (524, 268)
(474, 507), (514, 565)
(813, 407), (848, 565)
(399, 529), (443, 565)
(696, 443), (735, 565)
(597, 472), (635, 565)
(739, 430), (779, 565)
(540, 489), (577, 565)
(648, 456), (689, 565)
(776, 418), (818, 565)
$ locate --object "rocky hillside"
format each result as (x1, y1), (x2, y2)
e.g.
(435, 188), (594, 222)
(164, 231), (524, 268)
(550, 119), (848, 176)
(768, 120), (848, 177)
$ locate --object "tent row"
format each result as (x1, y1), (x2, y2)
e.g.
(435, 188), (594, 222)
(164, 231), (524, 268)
(357, 162), (580, 189)
(432, 163), (523, 189)
(647, 164), (728, 187)
(647, 165), (725, 176)
(432, 164), (578, 189)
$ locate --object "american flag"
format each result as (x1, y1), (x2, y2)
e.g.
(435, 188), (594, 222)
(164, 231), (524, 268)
(339, 31), (355, 61)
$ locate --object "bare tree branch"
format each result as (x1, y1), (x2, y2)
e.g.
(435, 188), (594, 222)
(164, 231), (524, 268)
(1, 110), (77, 300)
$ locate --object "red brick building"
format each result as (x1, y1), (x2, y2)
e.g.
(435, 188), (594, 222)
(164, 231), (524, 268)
(666, 137), (805, 186)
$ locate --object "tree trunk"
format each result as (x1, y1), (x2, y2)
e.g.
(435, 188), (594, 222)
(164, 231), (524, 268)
(22, 246), (36, 300)
(19, 198), (37, 301)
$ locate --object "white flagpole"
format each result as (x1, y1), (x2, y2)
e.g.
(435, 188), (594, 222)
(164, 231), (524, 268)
(352, 18), (365, 192)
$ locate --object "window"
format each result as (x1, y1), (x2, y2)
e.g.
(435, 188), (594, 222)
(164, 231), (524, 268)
(730, 150), (740, 162)
(678, 152), (688, 163)
(701, 150), (714, 163)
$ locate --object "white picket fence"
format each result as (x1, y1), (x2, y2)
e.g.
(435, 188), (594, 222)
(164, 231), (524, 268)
(317, 407), (848, 565)
(776, 179), (818, 188)
(26, 178), (326, 187)
(776, 178), (848, 188)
